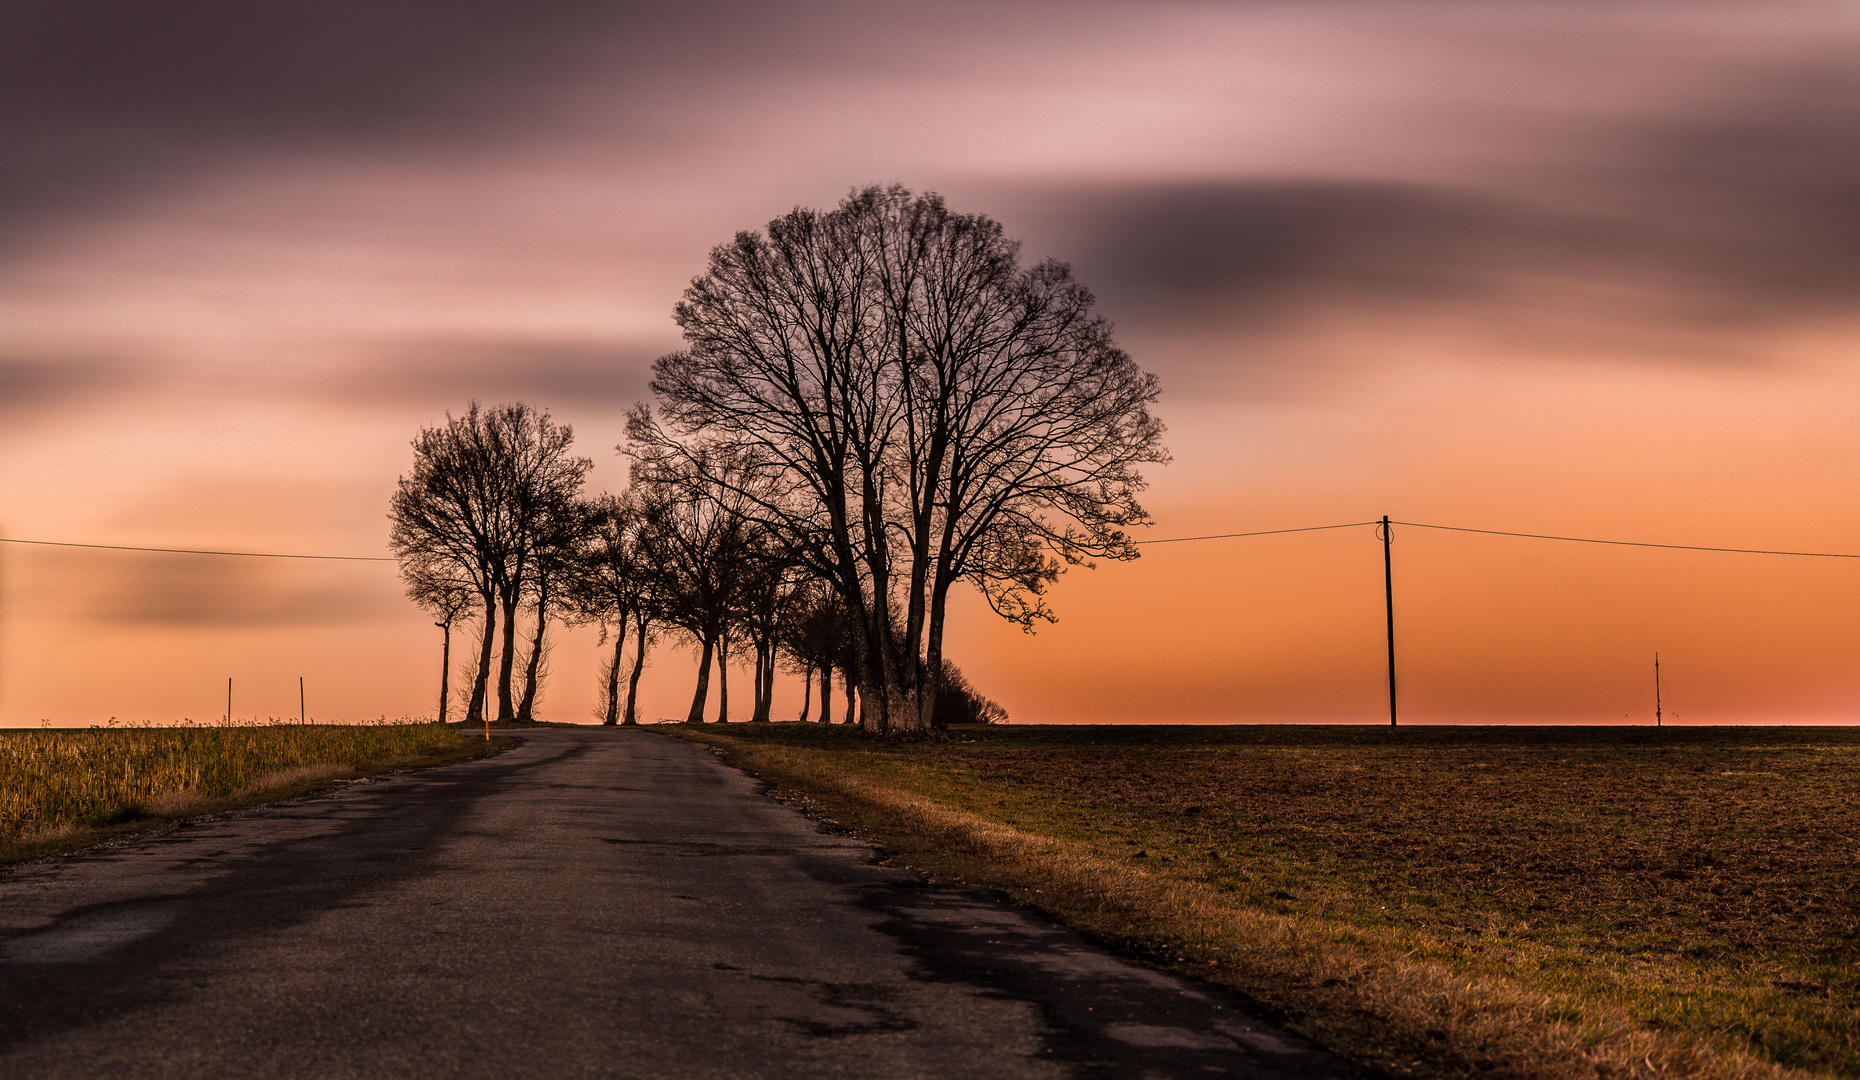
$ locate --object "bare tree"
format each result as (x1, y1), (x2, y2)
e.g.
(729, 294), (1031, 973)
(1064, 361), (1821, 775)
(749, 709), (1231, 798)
(733, 544), (805, 723)
(876, 194), (1167, 724)
(635, 185), (1166, 733)
(617, 488), (680, 725)
(493, 407), (591, 723)
(515, 496), (597, 722)
(390, 401), (591, 724)
(779, 585), (853, 725)
(571, 492), (656, 725)
(632, 450), (760, 724)
(403, 558), (475, 723)
(391, 403), (512, 725)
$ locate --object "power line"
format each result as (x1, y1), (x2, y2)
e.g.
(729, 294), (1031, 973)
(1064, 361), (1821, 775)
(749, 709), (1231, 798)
(1393, 520), (1860, 559)
(1135, 518), (1860, 558)
(0, 537), (395, 562)
(4, 515), (1855, 561)
(1137, 522), (1374, 544)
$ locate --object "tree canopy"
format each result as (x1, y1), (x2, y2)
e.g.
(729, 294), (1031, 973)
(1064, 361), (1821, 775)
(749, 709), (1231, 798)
(632, 185), (1166, 733)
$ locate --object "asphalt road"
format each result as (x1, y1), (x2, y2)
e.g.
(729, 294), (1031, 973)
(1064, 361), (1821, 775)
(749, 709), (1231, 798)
(0, 728), (1376, 1079)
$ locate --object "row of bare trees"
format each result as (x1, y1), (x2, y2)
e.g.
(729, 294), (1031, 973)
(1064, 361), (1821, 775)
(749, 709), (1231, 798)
(389, 401), (1005, 726)
(392, 185), (1163, 733)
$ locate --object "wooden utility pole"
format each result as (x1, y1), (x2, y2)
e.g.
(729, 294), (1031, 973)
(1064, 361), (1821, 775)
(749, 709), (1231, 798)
(226, 678), (233, 725)
(1378, 516), (1397, 727)
(300, 676), (306, 725)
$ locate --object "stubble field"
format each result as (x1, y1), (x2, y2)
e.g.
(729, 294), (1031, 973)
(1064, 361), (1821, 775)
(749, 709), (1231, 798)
(0, 721), (485, 863)
(681, 723), (1860, 1080)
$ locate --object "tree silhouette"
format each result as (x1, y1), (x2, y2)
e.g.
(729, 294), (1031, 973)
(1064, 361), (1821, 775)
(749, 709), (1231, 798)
(733, 540), (805, 723)
(570, 492), (658, 726)
(779, 586), (854, 724)
(402, 558), (475, 723)
(390, 402), (590, 723)
(635, 185), (1165, 732)
(632, 449), (761, 724)
(515, 495), (596, 723)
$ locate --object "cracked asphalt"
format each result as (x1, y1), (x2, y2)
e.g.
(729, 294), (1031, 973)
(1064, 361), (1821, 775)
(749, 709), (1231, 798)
(0, 728), (1377, 1079)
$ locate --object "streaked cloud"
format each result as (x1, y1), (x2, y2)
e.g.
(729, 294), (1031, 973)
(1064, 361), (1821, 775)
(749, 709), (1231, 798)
(0, 355), (143, 427)
(90, 554), (398, 627)
(322, 336), (659, 411)
(0, 1), (631, 237)
(1037, 64), (1860, 369)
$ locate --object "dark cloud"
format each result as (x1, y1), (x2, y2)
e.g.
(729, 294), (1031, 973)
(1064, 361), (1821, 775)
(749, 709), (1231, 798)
(1610, 65), (1860, 317)
(0, 0), (1021, 239)
(69, 552), (399, 627)
(1, 0), (1105, 241)
(323, 335), (661, 411)
(0, 1), (652, 236)
(1057, 69), (1860, 355)
(1063, 181), (1535, 322)
(2, 2), (609, 134)
(0, 356), (142, 425)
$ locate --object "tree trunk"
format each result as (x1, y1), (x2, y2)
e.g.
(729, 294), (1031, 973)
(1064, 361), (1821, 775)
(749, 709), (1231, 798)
(751, 640), (773, 722)
(686, 634), (715, 724)
(747, 642), (762, 722)
(624, 612), (649, 726)
(466, 591), (497, 724)
(436, 620), (453, 724)
(857, 667), (888, 734)
(797, 662), (812, 722)
(856, 461), (905, 733)
(843, 671), (857, 725)
(602, 618), (627, 726)
(818, 662), (833, 725)
(496, 587), (520, 721)
(516, 587), (549, 723)
(716, 634), (730, 723)
(923, 575), (954, 729)
(764, 644), (777, 720)
(765, 646), (777, 717)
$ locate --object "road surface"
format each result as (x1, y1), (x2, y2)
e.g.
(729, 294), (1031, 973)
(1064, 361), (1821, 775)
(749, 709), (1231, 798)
(0, 728), (1375, 1079)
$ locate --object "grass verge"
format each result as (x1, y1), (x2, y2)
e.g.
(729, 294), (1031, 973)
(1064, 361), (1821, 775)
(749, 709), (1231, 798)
(2, 722), (512, 865)
(671, 722), (1858, 1080)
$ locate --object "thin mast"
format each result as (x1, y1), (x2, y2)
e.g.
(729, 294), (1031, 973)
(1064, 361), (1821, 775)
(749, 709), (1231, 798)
(1654, 653), (1662, 727)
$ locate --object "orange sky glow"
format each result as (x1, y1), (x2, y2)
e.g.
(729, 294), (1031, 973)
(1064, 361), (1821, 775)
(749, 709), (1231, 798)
(3, 1), (1857, 726)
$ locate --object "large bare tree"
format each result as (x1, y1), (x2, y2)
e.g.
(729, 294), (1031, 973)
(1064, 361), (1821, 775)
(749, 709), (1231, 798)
(390, 402), (591, 723)
(633, 186), (1166, 733)
(391, 403), (509, 725)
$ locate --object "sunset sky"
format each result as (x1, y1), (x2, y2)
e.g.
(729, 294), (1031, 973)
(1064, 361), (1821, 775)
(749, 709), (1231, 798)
(4, 1), (1858, 727)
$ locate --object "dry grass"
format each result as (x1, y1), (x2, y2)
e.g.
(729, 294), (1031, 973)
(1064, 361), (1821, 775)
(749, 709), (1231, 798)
(676, 723), (1860, 1080)
(0, 721), (484, 862)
